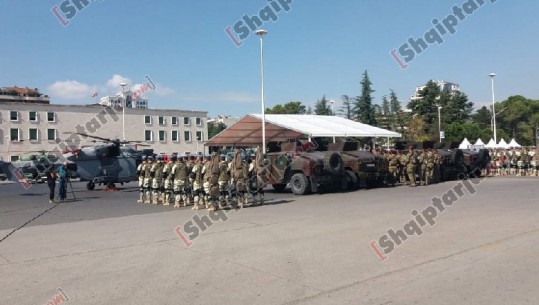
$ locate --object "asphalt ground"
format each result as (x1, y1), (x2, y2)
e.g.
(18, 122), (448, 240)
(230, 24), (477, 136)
(0, 177), (538, 305)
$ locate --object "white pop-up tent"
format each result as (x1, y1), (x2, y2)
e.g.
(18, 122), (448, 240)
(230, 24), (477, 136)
(459, 138), (471, 149)
(485, 139), (497, 148)
(508, 138), (521, 147)
(475, 138), (485, 146)
(498, 138), (510, 149)
(206, 114), (402, 147)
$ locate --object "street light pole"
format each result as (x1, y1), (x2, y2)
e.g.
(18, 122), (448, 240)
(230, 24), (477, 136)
(256, 29), (268, 154)
(489, 73), (497, 144)
(438, 106), (443, 143)
(120, 82), (128, 142)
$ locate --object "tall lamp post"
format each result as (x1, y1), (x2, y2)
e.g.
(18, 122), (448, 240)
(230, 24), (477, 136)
(120, 82), (128, 142)
(438, 106), (443, 143)
(489, 73), (497, 144)
(255, 29), (268, 154)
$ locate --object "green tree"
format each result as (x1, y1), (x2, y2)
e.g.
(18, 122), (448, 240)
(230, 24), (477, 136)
(389, 90), (405, 132)
(207, 121), (227, 139)
(339, 95), (353, 119)
(408, 80), (441, 126)
(266, 101), (306, 114)
(472, 106), (492, 130)
(353, 70), (376, 125)
(314, 95), (332, 115)
(442, 91), (473, 124)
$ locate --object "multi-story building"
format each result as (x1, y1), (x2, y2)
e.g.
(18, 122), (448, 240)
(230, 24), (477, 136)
(0, 101), (208, 161)
(208, 115), (240, 127)
(410, 80), (460, 101)
(99, 90), (148, 109)
(0, 87), (50, 104)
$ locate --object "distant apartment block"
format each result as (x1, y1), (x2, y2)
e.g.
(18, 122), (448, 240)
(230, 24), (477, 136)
(411, 80), (461, 101)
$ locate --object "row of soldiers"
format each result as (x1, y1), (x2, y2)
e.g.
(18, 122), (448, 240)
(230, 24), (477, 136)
(382, 148), (444, 187)
(136, 149), (267, 211)
(488, 147), (538, 176)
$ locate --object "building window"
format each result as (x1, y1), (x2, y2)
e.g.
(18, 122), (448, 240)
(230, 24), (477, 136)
(184, 117), (190, 126)
(159, 130), (166, 142)
(145, 130), (153, 141)
(171, 117), (178, 125)
(171, 130), (179, 142)
(159, 116), (165, 125)
(29, 111), (37, 122)
(196, 117), (202, 126)
(10, 111), (18, 121)
(29, 128), (38, 141)
(10, 128), (20, 141)
(184, 131), (191, 142)
(144, 115), (152, 124)
(10, 155), (20, 162)
(47, 112), (55, 122)
(196, 131), (203, 141)
(47, 129), (57, 141)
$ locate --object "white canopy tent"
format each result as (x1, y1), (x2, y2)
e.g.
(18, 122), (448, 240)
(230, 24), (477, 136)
(206, 114), (402, 147)
(508, 138), (521, 147)
(498, 138), (510, 149)
(459, 138), (471, 149)
(485, 139), (497, 148)
(475, 138), (485, 146)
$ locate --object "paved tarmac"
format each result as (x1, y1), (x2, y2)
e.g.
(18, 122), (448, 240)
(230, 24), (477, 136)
(0, 177), (538, 305)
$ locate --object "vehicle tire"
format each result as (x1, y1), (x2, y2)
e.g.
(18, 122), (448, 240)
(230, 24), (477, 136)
(345, 170), (358, 190)
(272, 183), (286, 192)
(324, 153), (344, 176)
(87, 181), (95, 190)
(451, 149), (464, 165)
(290, 173), (310, 195)
(477, 149), (490, 167)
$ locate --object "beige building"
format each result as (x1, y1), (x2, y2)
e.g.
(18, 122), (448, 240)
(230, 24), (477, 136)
(0, 101), (208, 161)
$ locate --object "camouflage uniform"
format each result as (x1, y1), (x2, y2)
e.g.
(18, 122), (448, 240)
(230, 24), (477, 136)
(406, 150), (417, 187)
(202, 156), (212, 209)
(232, 149), (249, 209)
(388, 151), (399, 184)
(251, 148), (268, 205)
(218, 156), (231, 208)
(162, 156), (175, 206)
(425, 149), (435, 185)
(398, 151), (407, 184)
(151, 157), (165, 205)
(143, 157), (154, 204)
(185, 156), (195, 204)
(172, 158), (189, 208)
(136, 158), (147, 203)
(433, 150), (442, 183)
(191, 157), (205, 210)
(207, 152), (221, 211)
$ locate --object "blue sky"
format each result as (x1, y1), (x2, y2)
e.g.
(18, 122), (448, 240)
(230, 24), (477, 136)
(1, 0), (538, 118)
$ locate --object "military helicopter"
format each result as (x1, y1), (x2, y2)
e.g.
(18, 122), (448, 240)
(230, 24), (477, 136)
(62, 133), (146, 190)
(10, 150), (61, 183)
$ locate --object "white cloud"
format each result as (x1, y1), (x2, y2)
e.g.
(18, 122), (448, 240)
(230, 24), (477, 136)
(48, 81), (98, 99)
(179, 91), (258, 104)
(105, 75), (132, 90)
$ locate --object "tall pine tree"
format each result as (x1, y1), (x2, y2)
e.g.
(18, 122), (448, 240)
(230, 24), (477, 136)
(354, 70), (376, 125)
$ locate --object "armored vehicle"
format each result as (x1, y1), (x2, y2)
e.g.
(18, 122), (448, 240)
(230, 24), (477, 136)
(266, 142), (345, 195)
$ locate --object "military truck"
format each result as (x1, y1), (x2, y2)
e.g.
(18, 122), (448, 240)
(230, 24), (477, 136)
(460, 149), (490, 177)
(266, 142), (345, 195)
(327, 142), (390, 189)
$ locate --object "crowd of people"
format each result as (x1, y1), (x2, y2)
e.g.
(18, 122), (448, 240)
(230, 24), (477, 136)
(485, 147), (538, 176)
(134, 145), (537, 211)
(136, 149), (267, 211)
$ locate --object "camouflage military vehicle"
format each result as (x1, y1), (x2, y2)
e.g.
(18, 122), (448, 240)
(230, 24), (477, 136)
(460, 149), (490, 177)
(266, 142), (345, 195)
(327, 142), (390, 189)
(436, 148), (468, 181)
